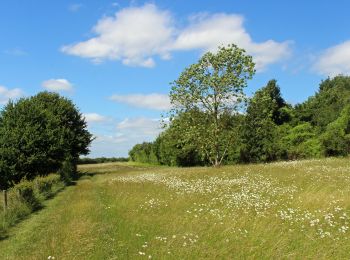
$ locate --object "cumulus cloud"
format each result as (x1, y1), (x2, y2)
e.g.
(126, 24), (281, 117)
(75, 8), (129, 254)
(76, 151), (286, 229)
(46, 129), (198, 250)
(62, 4), (291, 70)
(110, 93), (171, 110)
(88, 117), (162, 157)
(0, 85), (24, 104)
(117, 117), (162, 135)
(94, 133), (128, 144)
(84, 113), (108, 123)
(313, 41), (350, 77)
(173, 13), (291, 70)
(42, 79), (74, 92)
(88, 134), (129, 158)
(62, 4), (173, 67)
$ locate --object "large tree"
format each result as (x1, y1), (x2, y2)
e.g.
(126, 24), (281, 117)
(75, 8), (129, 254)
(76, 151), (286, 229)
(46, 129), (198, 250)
(0, 92), (93, 189)
(240, 80), (290, 162)
(170, 44), (255, 166)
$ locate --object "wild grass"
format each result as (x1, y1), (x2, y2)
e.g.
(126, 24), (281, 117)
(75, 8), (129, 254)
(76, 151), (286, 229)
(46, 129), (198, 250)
(0, 158), (349, 259)
(0, 174), (64, 238)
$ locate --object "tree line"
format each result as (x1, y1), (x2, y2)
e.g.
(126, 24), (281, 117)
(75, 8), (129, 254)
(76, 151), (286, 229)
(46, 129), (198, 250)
(78, 157), (128, 164)
(129, 44), (350, 167)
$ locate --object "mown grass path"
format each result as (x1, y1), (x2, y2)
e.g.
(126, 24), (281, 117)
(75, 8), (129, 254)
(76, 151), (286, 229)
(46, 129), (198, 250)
(1, 160), (350, 259)
(0, 164), (147, 260)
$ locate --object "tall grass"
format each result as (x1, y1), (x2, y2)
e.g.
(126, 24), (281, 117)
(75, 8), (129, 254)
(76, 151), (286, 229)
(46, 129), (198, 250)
(0, 174), (64, 237)
(0, 159), (349, 259)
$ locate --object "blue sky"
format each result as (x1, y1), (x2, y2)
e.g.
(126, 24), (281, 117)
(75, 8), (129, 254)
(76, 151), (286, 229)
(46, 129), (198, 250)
(1, 1), (350, 157)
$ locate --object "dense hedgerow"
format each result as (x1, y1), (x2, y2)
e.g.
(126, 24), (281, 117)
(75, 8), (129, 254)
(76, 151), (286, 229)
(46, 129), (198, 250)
(0, 174), (64, 236)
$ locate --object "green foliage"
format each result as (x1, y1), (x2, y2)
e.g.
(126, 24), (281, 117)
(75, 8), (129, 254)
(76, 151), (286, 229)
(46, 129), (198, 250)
(154, 111), (206, 166)
(280, 123), (323, 159)
(321, 105), (350, 156)
(58, 156), (76, 184)
(0, 174), (63, 236)
(170, 44), (255, 166)
(129, 142), (158, 164)
(35, 174), (62, 198)
(15, 180), (41, 210)
(130, 75), (350, 166)
(0, 92), (93, 189)
(241, 80), (290, 162)
(222, 115), (245, 164)
(130, 68), (350, 166)
(78, 157), (129, 164)
(296, 75), (350, 128)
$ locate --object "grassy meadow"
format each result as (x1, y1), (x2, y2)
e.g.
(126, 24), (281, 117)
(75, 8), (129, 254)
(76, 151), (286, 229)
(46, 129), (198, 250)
(0, 158), (350, 259)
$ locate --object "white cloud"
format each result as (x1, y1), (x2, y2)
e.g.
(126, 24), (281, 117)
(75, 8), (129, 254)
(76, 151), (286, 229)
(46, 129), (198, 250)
(117, 117), (162, 135)
(110, 93), (171, 110)
(89, 134), (129, 158)
(0, 85), (24, 104)
(62, 4), (174, 67)
(88, 117), (163, 157)
(173, 14), (291, 70)
(62, 4), (291, 70)
(314, 40), (350, 77)
(94, 134), (128, 144)
(42, 79), (74, 92)
(84, 113), (108, 123)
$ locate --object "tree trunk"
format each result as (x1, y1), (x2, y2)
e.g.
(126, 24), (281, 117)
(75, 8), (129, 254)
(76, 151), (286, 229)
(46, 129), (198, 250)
(214, 156), (221, 167)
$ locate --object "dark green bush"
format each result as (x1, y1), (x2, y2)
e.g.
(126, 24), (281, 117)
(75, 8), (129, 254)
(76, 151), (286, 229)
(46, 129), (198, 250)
(35, 174), (62, 198)
(0, 174), (64, 236)
(58, 157), (76, 184)
(15, 180), (41, 210)
(280, 123), (323, 159)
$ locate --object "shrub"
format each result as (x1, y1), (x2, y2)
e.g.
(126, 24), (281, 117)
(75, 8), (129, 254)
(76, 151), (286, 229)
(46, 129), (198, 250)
(35, 174), (62, 199)
(280, 123), (323, 159)
(58, 157), (76, 184)
(15, 180), (41, 210)
(0, 174), (64, 236)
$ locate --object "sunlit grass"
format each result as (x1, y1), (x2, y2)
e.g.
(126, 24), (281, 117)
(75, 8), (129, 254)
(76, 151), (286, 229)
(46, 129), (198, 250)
(0, 158), (349, 259)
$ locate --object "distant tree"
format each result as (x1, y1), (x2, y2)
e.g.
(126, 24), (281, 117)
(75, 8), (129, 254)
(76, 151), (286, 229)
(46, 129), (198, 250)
(0, 92), (93, 189)
(78, 157), (129, 164)
(240, 80), (290, 162)
(170, 44), (255, 167)
(128, 142), (158, 164)
(296, 75), (350, 128)
(321, 105), (350, 156)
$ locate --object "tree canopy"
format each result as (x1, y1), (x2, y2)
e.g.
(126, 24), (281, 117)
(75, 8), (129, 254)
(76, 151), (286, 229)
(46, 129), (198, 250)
(0, 92), (93, 189)
(169, 44), (255, 166)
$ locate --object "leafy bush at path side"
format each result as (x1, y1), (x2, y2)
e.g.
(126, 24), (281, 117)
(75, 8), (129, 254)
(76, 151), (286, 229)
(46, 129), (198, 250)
(0, 174), (64, 236)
